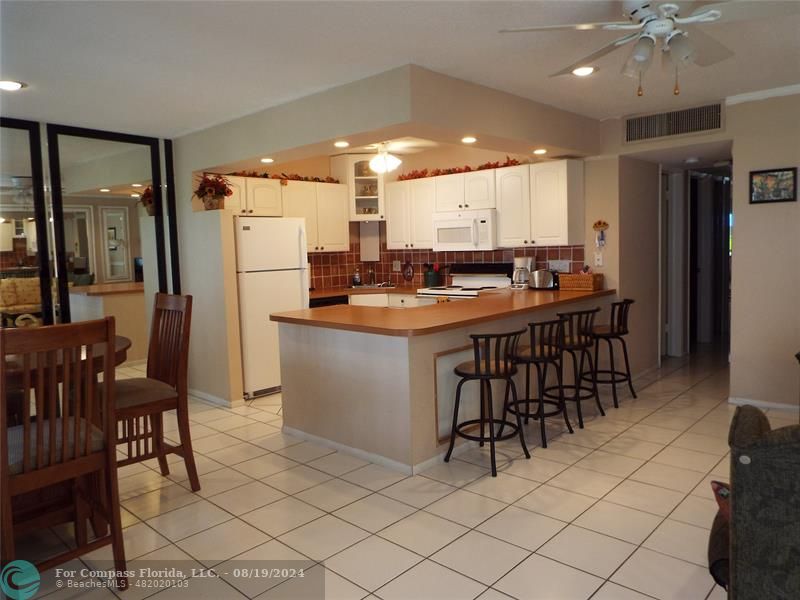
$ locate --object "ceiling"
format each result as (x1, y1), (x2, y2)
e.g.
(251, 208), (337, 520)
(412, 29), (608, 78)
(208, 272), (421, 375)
(1, 1), (799, 139)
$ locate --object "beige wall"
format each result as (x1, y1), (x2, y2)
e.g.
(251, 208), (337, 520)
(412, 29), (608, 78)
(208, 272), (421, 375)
(584, 157), (621, 292)
(726, 95), (800, 407)
(618, 157), (661, 376)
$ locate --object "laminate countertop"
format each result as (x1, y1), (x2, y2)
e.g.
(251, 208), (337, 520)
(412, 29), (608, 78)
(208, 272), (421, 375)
(273, 288), (615, 337)
(69, 282), (145, 296)
(310, 286), (419, 299)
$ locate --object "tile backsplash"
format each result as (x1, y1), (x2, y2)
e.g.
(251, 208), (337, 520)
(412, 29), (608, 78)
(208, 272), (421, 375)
(309, 223), (585, 290)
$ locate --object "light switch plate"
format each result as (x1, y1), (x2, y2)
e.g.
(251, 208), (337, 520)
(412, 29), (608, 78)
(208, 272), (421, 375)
(594, 252), (604, 267)
(548, 260), (571, 273)
(392, 260), (402, 272)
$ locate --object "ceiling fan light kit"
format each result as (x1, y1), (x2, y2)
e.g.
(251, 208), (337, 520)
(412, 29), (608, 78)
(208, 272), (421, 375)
(500, 0), (800, 96)
(369, 143), (402, 174)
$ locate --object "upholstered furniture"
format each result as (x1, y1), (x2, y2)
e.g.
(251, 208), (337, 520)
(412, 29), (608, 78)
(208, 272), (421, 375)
(0, 277), (42, 315)
(708, 404), (800, 599)
(1, 318), (127, 588)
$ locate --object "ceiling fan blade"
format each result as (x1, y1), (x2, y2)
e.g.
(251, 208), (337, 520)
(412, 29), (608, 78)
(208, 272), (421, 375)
(549, 33), (640, 77)
(500, 21), (639, 33)
(688, 0), (800, 24)
(685, 26), (735, 66)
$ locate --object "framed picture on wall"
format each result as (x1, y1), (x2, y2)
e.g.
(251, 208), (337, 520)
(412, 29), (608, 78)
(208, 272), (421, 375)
(749, 167), (796, 204)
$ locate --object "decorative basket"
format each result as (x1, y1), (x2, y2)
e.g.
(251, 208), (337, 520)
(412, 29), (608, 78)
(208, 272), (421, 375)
(558, 273), (604, 291)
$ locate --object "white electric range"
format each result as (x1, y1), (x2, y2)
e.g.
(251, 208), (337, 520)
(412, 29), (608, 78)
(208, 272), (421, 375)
(417, 264), (513, 299)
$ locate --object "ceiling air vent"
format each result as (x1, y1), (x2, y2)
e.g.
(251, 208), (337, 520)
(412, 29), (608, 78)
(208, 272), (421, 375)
(624, 103), (723, 143)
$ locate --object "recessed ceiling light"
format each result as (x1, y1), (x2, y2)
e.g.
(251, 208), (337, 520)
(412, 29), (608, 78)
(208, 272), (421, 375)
(131, 183), (142, 188)
(131, 193), (140, 198)
(461, 136), (477, 144)
(260, 158), (274, 164)
(572, 67), (595, 77)
(27, 217), (35, 221)
(533, 148), (547, 155)
(0, 80), (26, 91)
(685, 157), (700, 164)
(99, 188), (111, 192)
(334, 140), (350, 148)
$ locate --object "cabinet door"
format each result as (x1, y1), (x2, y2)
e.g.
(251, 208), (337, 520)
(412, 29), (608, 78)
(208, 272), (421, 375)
(282, 180), (318, 251)
(247, 178), (283, 216)
(496, 165), (531, 248)
(385, 181), (410, 250)
(316, 183), (350, 252)
(223, 175), (247, 214)
(409, 177), (435, 249)
(464, 170), (496, 209)
(434, 173), (465, 212)
(349, 293), (389, 307)
(530, 162), (567, 246)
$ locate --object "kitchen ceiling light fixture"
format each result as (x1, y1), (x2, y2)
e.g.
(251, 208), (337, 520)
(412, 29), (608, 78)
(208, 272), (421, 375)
(0, 80), (26, 91)
(533, 148), (548, 155)
(131, 183), (142, 188)
(99, 188), (111, 192)
(685, 157), (700, 164)
(334, 140), (350, 148)
(461, 136), (477, 144)
(369, 143), (402, 174)
(131, 193), (140, 198)
(571, 67), (595, 77)
(260, 157), (274, 164)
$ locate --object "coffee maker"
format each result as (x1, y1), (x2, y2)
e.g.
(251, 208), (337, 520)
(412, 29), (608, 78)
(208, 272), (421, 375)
(511, 257), (532, 290)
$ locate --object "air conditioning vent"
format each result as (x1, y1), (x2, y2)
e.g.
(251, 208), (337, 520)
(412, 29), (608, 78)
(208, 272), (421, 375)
(625, 103), (723, 143)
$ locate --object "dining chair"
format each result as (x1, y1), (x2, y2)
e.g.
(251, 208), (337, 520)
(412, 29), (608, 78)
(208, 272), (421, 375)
(0, 317), (127, 588)
(114, 293), (200, 491)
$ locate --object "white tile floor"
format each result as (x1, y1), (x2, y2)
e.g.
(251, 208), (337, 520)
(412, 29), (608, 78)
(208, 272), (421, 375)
(23, 351), (800, 599)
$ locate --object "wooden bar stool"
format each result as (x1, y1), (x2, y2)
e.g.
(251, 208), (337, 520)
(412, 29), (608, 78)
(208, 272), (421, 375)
(444, 330), (530, 476)
(504, 317), (573, 448)
(584, 299), (637, 408)
(543, 307), (603, 429)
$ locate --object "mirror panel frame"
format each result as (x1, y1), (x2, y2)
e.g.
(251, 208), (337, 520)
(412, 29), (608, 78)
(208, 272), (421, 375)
(46, 124), (171, 322)
(0, 117), (53, 324)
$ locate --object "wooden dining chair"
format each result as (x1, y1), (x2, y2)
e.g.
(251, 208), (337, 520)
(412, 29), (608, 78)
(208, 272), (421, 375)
(0, 317), (127, 588)
(115, 293), (200, 491)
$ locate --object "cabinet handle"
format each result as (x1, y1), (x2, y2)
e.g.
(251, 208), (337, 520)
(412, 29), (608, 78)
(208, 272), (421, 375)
(315, 246), (319, 250)
(320, 246), (324, 250)
(405, 244), (408, 248)
(458, 204), (463, 208)
(380, 215), (384, 219)
(248, 209), (254, 213)
(524, 240), (528, 244)
(465, 204), (469, 208)
(410, 244), (414, 247)
(240, 209), (246, 214)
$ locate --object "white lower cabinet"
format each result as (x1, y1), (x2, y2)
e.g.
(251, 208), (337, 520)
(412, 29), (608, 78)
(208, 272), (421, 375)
(350, 294), (436, 308)
(349, 293), (389, 307)
(385, 178), (435, 250)
(282, 181), (349, 253)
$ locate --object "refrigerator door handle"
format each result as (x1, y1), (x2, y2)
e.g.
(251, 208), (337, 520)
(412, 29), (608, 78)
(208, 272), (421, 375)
(299, 226), (310, 308)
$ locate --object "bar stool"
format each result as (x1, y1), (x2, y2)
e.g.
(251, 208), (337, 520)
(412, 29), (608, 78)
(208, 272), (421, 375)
(543, 307), (603, 429)
(444, 330), (530, 476)
(504, 317), (573, 448)
(584, 299), (637, 408)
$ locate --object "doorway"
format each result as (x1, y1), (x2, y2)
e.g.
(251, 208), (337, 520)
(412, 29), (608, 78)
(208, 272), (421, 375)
(689, 167), (732, 352)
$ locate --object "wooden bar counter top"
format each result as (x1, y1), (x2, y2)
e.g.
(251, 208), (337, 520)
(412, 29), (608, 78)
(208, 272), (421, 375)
(272, 288), (615, 337)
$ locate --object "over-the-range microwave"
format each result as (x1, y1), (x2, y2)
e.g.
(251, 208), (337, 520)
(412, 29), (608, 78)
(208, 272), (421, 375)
(432, 208), (497, 251)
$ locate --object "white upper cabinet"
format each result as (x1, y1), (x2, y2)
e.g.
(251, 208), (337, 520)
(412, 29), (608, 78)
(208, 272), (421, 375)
(315, 183), (350, 252)
(385, 178), (436, 250)
(223, 176), (283, 216)
(495, 165), (532, 248)
(434, 173), (465, 212)
(385, 181), (411, 250)
(247, 178), (283, 216)
(409, 177), (435, 249)
(463, 170), (496, 210)
(222, 175), (246, 213)
(281, 180), (349, 253)
(330, 154), (385, 222)
(530, 160), (584, 246)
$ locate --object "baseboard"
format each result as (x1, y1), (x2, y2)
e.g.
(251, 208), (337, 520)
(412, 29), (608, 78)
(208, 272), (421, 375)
(124, 359), (147, 368)
(281, 426), (413, 475)
(411, 441), (476, 474)
(189, 388), (237, 409)
(728, 396), (800, 415)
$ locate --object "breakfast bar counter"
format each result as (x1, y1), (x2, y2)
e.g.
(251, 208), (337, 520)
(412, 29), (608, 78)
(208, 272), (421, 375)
(271, 288), (616, 472)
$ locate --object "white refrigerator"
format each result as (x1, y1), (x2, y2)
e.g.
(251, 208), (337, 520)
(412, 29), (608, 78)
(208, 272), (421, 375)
(235, 216), (309, 398)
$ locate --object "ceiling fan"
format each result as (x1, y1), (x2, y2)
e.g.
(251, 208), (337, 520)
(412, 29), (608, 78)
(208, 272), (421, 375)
(500, 1), (800, 94)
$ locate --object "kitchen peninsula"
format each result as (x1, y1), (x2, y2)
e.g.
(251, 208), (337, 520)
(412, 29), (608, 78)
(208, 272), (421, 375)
(271, 288), (615, 472)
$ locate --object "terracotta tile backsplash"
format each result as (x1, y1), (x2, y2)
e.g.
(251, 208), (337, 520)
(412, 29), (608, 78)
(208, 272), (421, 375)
(309, 224), (586, 290)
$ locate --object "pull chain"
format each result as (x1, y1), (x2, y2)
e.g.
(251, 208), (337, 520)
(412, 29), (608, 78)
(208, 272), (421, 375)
(673, 67), (680, 95)
(637, 71), (644, 96)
